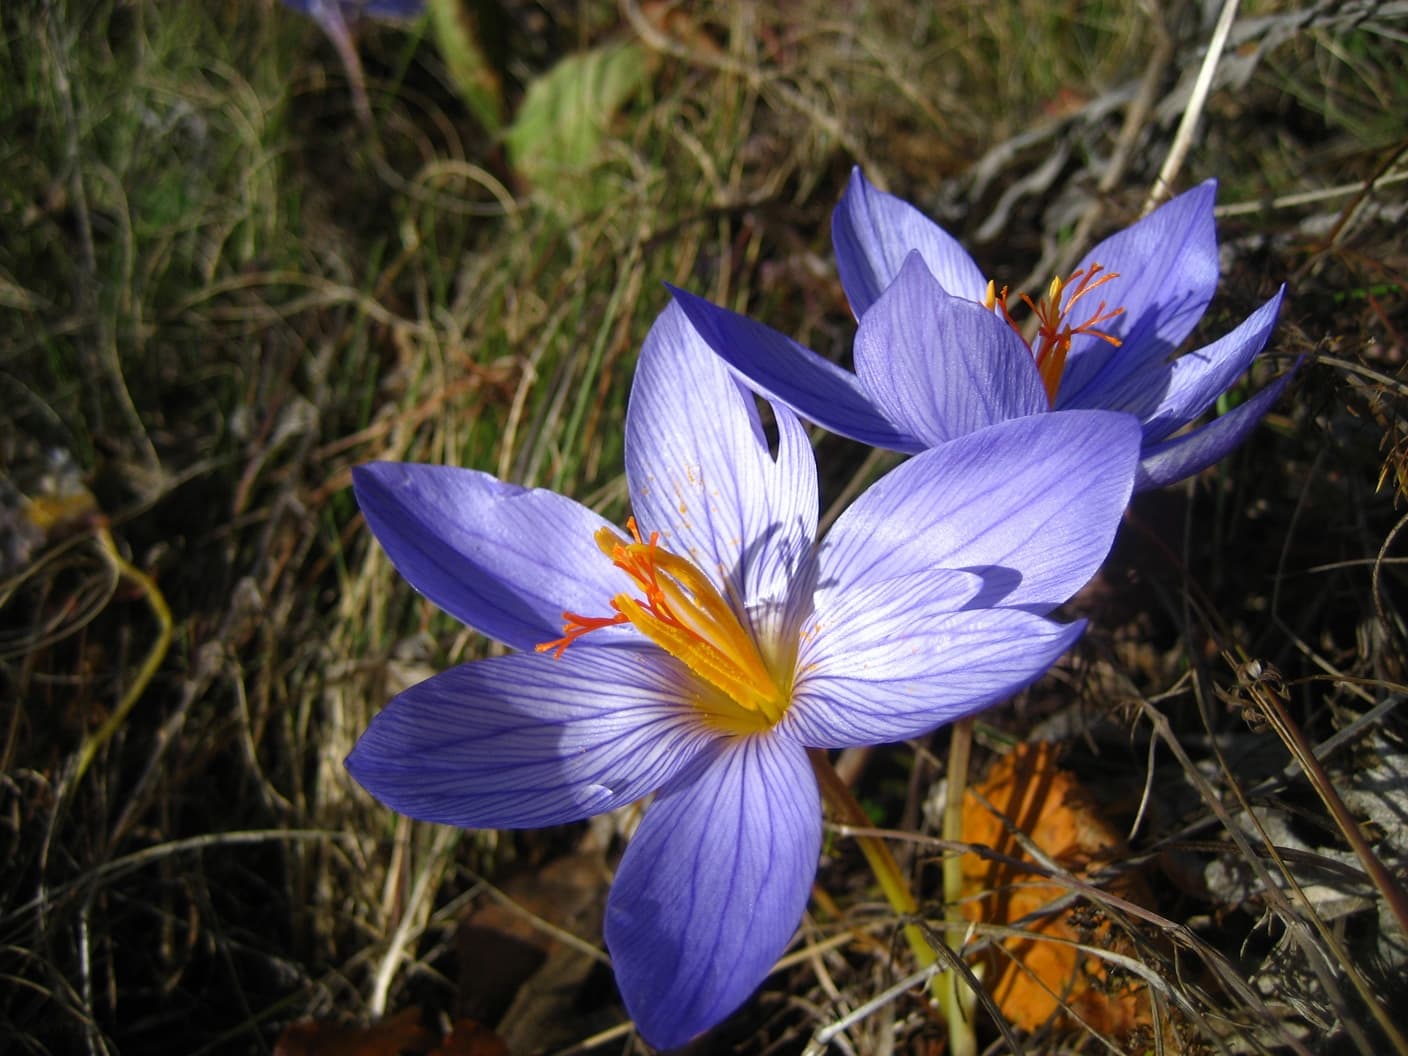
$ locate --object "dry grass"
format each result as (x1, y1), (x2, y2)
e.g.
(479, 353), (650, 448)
(2, 0), (1405, 1052)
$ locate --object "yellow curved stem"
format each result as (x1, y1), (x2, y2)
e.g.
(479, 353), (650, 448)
(809, 747), (975, 1053)
(71, 524), (172, 788)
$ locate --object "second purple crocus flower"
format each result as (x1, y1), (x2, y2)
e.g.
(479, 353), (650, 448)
(346, 299), (1139, 1047)
(672, 169), (1292, 491)
(281, 0), (424, 121)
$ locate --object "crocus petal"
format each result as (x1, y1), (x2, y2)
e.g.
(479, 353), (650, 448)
(1134, 370), (1296, 491)
(1097, 289), (1284, 443)
(605, 734), (820, 1049)
(355, 0), (424, 16)
(819, 411), (1140, 612)
(832, 167), (989, 316)
(626, 301), (818, 619)
(786, 572), (1085, 747)
(345, 649), (713, 828)
(668, 285), (925, 453)
(1059, 182), (1220, 402)
(353, 462), (630, 654)
(854, 254), (1048, 445)
(283, 0), (422, 15)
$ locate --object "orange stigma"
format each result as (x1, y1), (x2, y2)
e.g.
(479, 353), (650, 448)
(537, 517), (791, 730)
(987, 263), (1125, 404)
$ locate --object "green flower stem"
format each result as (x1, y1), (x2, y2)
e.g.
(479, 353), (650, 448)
(809, 749), (925, 955)
(808, 748), (974, 1052)
(940, 718), (977, 1056)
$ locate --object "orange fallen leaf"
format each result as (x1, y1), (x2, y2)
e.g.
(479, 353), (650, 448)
(960, 741), (1153, 1038)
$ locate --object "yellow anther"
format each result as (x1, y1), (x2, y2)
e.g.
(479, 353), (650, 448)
(538, 517), (792, 731)
(987, 262), (1125, 404)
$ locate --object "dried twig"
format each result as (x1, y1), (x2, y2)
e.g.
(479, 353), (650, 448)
(1145, 0), (1241, 213)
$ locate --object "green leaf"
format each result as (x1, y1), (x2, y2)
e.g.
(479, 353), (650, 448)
(505, 41), (649, 216)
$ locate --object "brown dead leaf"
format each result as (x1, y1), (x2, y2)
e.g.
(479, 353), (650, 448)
(427, 1018), (510, 1056)
(960, 741), (1153, 1038)
(637, 0), (725, 61)
(273, 1010), (509, 1056)
(273, 1007), (435, 1056)
(457, 851), (612, 1051)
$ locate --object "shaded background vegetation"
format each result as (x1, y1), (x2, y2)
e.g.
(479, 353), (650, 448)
(2, 0), (1405, 1052)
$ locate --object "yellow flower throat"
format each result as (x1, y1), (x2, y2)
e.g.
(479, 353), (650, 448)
(984, 262), (1125, 404)
(537, 518), (792, 732)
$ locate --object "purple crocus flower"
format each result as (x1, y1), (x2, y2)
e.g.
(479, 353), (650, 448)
(281, 0), (424, 121)
(346, 301), (1140, 1047)
(282, 0), (425, 17)
(671, 168), (1292, 492)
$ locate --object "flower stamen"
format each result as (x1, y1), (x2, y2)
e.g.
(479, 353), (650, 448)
(990, 263), (1125, 404)
(537, 517), (790, 727)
